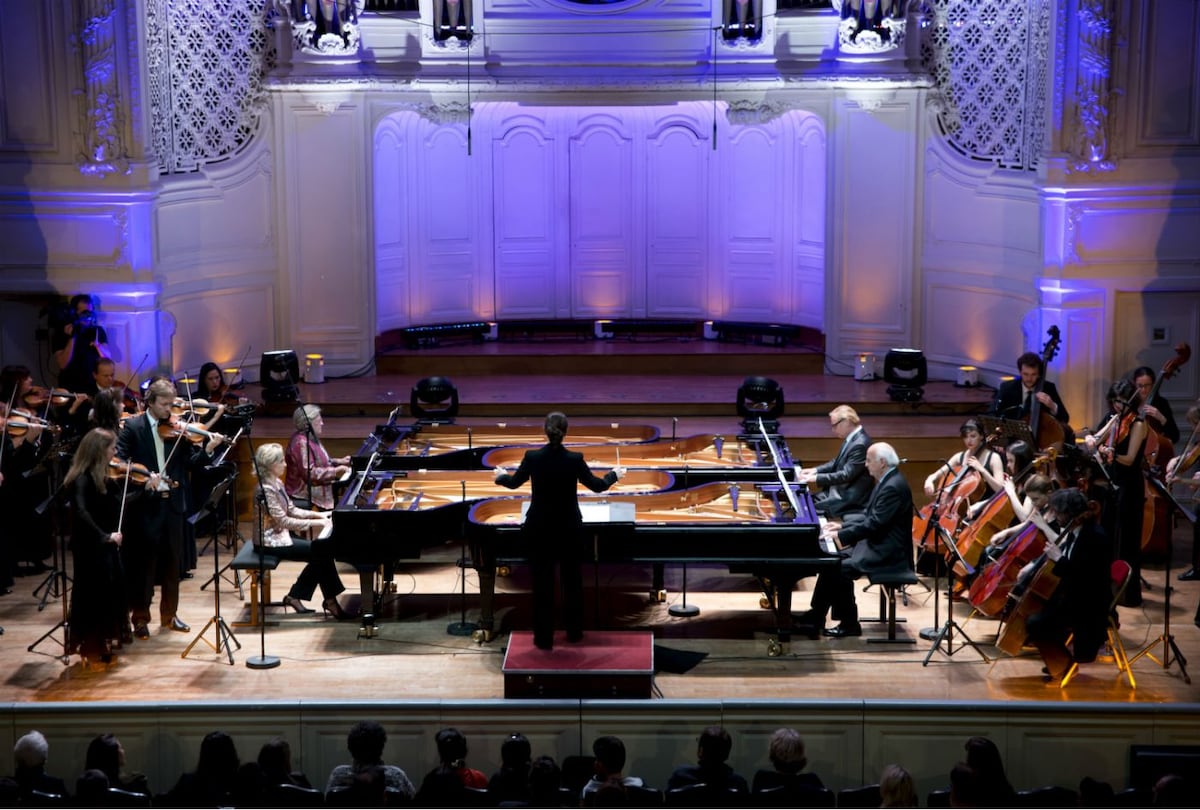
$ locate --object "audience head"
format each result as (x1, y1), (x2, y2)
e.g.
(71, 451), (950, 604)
(592, 735), (627, 777)
(1152, 774), (1193, 808)
(350, 764), (387, 807)
(544, 411), (569, 444)
(879, 764), (917, 808)
(346, 721), (388, 766)
(767, 728), (806, 775)
(85, 734), (125, 783)
(13, 731), (49, 772)
(435, 727), (469, 766)
(257, 737), (294, 782)
(963, 736), (1011, 795)
(196, 731), (239, 779)
(696, 726), (732, 766)
(500, 733), (531, 771)
(948, 762), (983, 808)
(75, 769), (110, 804)
(528, 756), (561, 806)
(1078, 776), (1114, 807)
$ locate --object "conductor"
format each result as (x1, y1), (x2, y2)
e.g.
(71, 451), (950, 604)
(494, 412), (626, 651)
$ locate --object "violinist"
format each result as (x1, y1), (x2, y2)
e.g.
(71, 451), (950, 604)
(988, 351), (1070, 427)
(1084, 379), (1147, 607)
(63, 428), (131, 670)
(922, 418), (1004, 501)
(0, 367), (58, 574)
(1131, 366), (1180, 444)
(1021, 487), (1112, 682)
(1167, 405), (1199, 587)
(89, 388), (125, 433)
(1, 401), (47, 591)
(116, 378), (225, 641)
(285, 404), (350, 510)
(51, 294), (113, 395)
(796, 405), (873, 520)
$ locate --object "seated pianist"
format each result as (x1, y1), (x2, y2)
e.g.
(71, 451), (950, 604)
(796, 405), (873, 521)
(796, 442), (913, 638)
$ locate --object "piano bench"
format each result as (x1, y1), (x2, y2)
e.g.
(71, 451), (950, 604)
(229, 543), (281, 628)
(864, 569), (919, 645)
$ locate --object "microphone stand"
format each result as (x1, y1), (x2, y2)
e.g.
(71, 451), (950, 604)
(917, 470), (954, 642)
(183, 473), (241, 665)
(923, 521), (990, 665)
(243, 430), (279, 670)
(447, 478), (478, 637)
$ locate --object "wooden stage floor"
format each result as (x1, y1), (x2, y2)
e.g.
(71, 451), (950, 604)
(6, 357), (1197, 708)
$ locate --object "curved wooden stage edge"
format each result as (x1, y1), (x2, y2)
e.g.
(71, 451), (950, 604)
(2, 342), (1197, 798)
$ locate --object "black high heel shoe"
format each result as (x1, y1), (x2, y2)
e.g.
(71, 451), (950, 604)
(283, 595), (315, 614)
(322, 597), (351, 620)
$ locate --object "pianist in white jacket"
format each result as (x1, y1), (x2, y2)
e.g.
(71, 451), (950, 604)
(253, 442), (351, 620)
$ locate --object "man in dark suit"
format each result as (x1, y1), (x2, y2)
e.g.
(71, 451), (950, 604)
(796, 405), (872, 519)
(117, 378), (223, 639)
(494, 411), (625, 650)
(796, 442), (913, 638)
(989, 350), (1071, 427)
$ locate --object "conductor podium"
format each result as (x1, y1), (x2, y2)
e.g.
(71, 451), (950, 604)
(502, 631), (654, 699)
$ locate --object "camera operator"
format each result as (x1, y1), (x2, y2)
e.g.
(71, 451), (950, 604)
(51, 294), (112, 394)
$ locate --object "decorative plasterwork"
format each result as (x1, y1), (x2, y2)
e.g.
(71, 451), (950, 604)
(415, 101), (472, 125)
(278, 0), (365, 56)
(74, 0), (130, 177)
(1068, 0), (1115, 174)
(725, 98), (792, 125)
(832, 0), (907, 55)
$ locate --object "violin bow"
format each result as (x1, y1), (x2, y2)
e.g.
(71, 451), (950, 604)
(117, 461), (132, 534)
(0, 388), (16, 468)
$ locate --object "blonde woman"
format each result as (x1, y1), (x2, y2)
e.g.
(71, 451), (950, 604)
(254, 443), (350, 618)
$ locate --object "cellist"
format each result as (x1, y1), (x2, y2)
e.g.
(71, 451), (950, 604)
(922, 418), (1004, 501)
(1084, 379), (1147, 607)
(978, 474), (1055, 567)
(1132, 366), (1180, 444)
(1020, 487), (1112, 682)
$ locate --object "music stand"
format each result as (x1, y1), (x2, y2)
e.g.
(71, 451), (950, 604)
(27, 482), (71, 664)
(922, 521), (990, 665)
(977, 416), (1034, 450)
(183, 474), (241, 665)
(1127, 476), (1192, 684)
(243, 432), (280, 670)
(916, 472), (955, 642)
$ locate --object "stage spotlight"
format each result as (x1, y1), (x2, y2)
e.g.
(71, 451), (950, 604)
(260, 350), (300, 403)
(883, 348), (927, 402)
(411, 376), (459, 424)
(736, 376), (784, 433)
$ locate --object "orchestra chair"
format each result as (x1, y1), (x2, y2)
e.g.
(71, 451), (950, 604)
(664, 783), (748, 808)
(327, 786), (413, 807)
(100, 788), (152, 808)
(1112, 786), (1153, 807)
(560, 755), (597, 793)
(863, 567), (920, 644)
(1014, 785), (1078, 807)
(754, 783), (835, 807)
(834, 783), (881, 808)
(1059, 559), (1135, 688)
(228, 541), (282, 628)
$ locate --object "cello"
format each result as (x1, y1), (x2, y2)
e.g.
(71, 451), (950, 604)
(912, 451), (984, 575)
(993, 510), (1080, 657)
(1026, 325), (1065, 449)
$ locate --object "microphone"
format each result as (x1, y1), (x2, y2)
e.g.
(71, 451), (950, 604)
(899, 458), (909, 465)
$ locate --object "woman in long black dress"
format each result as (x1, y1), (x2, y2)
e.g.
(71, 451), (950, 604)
(64, 427), (130, 670)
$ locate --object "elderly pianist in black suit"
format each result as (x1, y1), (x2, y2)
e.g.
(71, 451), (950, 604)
(796, 442), (913, 638)
(494, 411), (625, 651)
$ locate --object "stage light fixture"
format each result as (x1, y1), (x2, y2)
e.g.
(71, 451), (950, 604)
(411, 375), (460, 424)
(955, 365), (979, 387)
(736, 376), (785, 433)
(304, 353), (326, 384)
(854, 353), (877, 381)
(260, 350), (300, 403)
(883, 348), (927, 402)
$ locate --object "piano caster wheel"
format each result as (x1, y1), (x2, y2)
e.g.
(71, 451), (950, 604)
(759, 595), (775, 610)
(650, 589), (667, 603)
(472, 627), (494, 644)
(497, 566), (511, 578)
(767, 637), (785, 657)
(387, 580), (398, 594)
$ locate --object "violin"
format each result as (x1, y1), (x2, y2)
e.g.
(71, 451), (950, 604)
(108, 458), (153, 484)
(1, 409), (57, 437)
(23, 387), (79, 408)
(157, 419), (229, 445)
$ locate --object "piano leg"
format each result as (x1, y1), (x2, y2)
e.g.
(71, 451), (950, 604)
(650, 563), (666, 603)
(474, 568), (496, 643)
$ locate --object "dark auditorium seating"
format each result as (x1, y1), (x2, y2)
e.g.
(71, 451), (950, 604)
(926, 787), (951, 808)
(560, 755), (596, 792)
(664, 784), (748, 808)
(264, 782), (324, 807)
(835, 783), (881, 808)
(1113, 786), (1153, 807)
(755, 784), (835, 807)
(624, 784), (664, 807)
(102, 788), (152, 808)
(1016, 785), (1078, 806)
(21, 791), (67, 807)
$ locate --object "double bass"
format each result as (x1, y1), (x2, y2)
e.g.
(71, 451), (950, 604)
(1139, 343), (1190, 557)
(1026, 325), (1065, 450)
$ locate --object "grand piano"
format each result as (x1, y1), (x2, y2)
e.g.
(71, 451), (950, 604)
(352, 421), (661, 470)
(465, 480), (837, 642)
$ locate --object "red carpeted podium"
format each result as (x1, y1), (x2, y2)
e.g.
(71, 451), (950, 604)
(502, 631), (655, 699)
